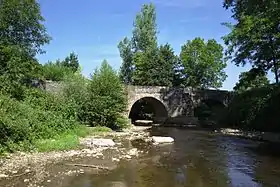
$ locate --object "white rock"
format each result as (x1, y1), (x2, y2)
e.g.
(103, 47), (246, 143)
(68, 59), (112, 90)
(128, 148), (138, 156)
(152, 136), (174, 144)
(112, 158), (120, 162)
(12, 170), (18, 174)
(125, 155), (132, 159)
(0, 174), (8, 178)
(81, 138), (115, 147)
(24, 179), (29, 183)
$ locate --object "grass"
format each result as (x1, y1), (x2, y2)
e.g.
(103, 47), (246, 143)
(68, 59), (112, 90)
(34, 125), (113, 152)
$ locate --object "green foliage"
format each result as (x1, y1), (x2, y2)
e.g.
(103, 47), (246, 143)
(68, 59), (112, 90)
(132, 3), (158, 52)
(233, 68), (270, 93)
(62, 71), (89, 121)
(0, 0), (51, 56)
(34, 125), (90, 152)
(118, 37), (134, 84)
(223, 0), (280, 83)
(60, 52), (80, 72)
(0, 91), (79, 153)
(42, 61), (73, 81)
(156, 44), (177, 87)
(180, 37), (227, 88)
(0, 45), (43, 99)
(119, 3), (178, 87)
(220, 84), (280, 132)
(84, 60), (128, 129)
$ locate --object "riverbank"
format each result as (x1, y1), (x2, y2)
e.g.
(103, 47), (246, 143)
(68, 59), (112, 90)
(0, 126), (152, 187)
(218, 128), (280, 143)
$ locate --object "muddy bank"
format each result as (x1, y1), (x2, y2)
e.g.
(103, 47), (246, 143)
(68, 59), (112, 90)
(0, 126), (152, 187)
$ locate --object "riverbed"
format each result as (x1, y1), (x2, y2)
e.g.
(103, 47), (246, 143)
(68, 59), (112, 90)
(2, 127), (280, 187)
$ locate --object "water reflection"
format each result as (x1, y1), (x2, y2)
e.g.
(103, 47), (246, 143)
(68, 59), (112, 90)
(51, 127), (280, 187)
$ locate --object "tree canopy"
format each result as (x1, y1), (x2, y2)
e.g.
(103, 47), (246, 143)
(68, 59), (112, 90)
(0, 0), (51, 57)
(118, 3), (177, 86)
(180, 37), (227, 89)
(233, 68), (270, 93)
(223, 0), (280, 83)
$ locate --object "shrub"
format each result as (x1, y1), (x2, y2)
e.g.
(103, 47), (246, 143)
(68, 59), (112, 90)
(220, 84), (280, 132)
(83, 60), (128, 129)
(42, 62), (73, 81)
(0, 90), (79, 153)
(62, 70), (89, 121)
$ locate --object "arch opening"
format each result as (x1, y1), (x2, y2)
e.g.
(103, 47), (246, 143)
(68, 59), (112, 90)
(129, 97), (168, 125)
(194, 99), (226, 126)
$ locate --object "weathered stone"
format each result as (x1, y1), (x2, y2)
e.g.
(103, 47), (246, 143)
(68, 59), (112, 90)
(127, 148), (138, 156)
(80, 138), (115, 147)
(152, 136), (174, 144)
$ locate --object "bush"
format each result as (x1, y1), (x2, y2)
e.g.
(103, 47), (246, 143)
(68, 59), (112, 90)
(42, 62), (73, 81)
(220, 84), (280, 132)
(83, 60), (128, 129)
(0, 90), (79, 153)
(62, 70), (89, 121)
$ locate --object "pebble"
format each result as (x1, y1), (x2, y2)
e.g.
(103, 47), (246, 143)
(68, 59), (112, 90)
(24, 179), (29, 183)
(11, 170), (18, 174)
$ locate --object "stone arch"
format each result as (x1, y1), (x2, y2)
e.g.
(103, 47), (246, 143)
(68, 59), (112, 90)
(194, 98), (226, 123)
(128, 96), (168, 124)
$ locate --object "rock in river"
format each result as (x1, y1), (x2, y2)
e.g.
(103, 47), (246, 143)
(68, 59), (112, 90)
(152, 136), (174, 144)
(80, 138), (116, 147)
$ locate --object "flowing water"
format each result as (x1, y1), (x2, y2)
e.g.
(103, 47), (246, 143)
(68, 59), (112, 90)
(41, 127), (280, 186)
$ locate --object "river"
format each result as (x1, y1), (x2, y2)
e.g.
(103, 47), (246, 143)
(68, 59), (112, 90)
(39, 127), (280, 187)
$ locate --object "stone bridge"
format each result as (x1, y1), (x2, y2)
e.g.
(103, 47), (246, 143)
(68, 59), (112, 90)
(126, 86), (232, 125)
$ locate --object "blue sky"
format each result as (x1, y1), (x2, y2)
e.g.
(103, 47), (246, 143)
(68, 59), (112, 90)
(37, 0), (265, 90)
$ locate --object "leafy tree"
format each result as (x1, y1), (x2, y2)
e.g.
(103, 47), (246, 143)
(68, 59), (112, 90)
(118, 37), (134, 84)
(156, 43), (177, 87)
(223, 0), (280, 83)
(180, 37), (227, 88)
(0, 0), (51, 56)
(0, 45), (42, 99)
(233, 68), (270, 93)
(84, 60), (127, 129)
(61, 52), (79, 72)
(132, 3), (158, 52)
(133, 48), (158, 86)
(0, 0), (50, 98)
(131, 3), (177, 86)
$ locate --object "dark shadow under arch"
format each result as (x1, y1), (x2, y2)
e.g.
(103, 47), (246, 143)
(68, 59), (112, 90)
(194, 99), (226, 126)
(129, 97), (168, 124)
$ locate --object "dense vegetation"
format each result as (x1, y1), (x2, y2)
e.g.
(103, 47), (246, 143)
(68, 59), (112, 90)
(220, 84), (280, 132)
(0, 0), (127, 153)
(220, 0), (280, 132)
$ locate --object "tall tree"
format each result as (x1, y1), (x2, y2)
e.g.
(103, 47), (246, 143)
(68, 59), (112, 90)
(156, 43), (177, 87)
(0, 0), (51, 57)
(132, 3), (158, 52)
(132, 3), (173, 86)
(61, 52), (79, 72)
(233, 68), (270, 93)
(223, 0), (280, 83)
(180, 37), (227, 89)
(118, 37), (134, 84)
(0, 0), (50, 98)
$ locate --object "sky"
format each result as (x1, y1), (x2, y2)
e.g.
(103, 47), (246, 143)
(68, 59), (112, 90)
(36, 0), (266, 90)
